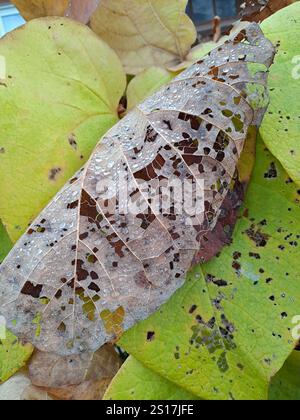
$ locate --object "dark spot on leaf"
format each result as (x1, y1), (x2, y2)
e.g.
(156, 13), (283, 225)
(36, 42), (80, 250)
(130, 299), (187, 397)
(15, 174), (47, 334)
(21, 282), (43, 299)
(264, 162), (277, 179)
(67, 200), (79, 210)
(49, 167), (62, 181)
(147, 331), (155, 341)
(245, 225), (270, 247)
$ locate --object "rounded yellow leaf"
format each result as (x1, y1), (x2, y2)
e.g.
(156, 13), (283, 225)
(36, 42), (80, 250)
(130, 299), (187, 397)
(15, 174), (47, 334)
(0, 18), (126, 242)
(90, 0), (197, 74)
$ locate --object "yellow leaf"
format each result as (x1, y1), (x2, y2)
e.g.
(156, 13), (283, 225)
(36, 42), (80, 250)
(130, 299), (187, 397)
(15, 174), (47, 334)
(0, 331), (33, 383)
(0, 17), (126, 242)
(127, 66), (174, 110)
(11, 0), (69, 20)
(90, 0), (197, 75)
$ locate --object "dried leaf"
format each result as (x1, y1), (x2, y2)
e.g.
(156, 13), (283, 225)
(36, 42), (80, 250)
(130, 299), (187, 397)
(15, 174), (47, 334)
(11, 0), (69, 20)
(0, 24), (275, 356)
(21, 385), (53, 400)
(29, 344), (121, 388)
(167, 21), (251, 73)
(90, 0), (197, 75)
(213, 16), (222, 43)
(45, 378), (112, 400)
(240, 0), (296, 22)
(28, 344), (121, 400)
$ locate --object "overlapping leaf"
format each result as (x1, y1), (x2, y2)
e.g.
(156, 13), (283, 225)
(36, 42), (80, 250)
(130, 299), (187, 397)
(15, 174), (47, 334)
(106, 350), (300, 400)
(0, 222), (33, 384)
(27, 344), (121, 400)
(0, 331), (33, 383)
(90, 0), (197, 74)
(65, 0), (101, 24)
(0, 24), (274, 356)
(105, 356), (200, 400)
(0, 221), (12, 264)
(260, 3), (300, 185)
(116, 138), (300, 400)
(11, 0), (69, 20)
(0, 17), (126, 242)
(269, 351), (300, 400)
(0, 372), (31, 400)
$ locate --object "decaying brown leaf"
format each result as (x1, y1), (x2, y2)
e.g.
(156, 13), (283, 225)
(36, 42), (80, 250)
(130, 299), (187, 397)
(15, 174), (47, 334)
(22, 385), (53, 400)
(0, 24), (275, 356)
(194, 126), (257, 264)
(29, 344), (121, 388)
(11, 0), (69, 20)
(240, 0), (296, 22)
(45, 378), (112, 400)
(25, 344), (121, 400)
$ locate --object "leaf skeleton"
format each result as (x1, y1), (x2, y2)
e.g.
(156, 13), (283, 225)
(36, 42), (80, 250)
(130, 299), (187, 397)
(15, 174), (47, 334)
(0, 23), (275, 355)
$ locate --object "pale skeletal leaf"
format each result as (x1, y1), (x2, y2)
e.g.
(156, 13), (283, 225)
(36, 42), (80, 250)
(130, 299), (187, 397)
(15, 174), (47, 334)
(0, 24), (275, 356)
(90, 0), (197, 75)
(29, 344), (121, 388)
(26, 344), (121, 400)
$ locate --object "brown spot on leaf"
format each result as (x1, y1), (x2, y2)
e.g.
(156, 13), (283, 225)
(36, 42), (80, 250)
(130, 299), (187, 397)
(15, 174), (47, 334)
(21, 282), (43, 299)
(245, 225), (270, 247)
(68, 134), (78, 150)
(49, 167), (62, 181)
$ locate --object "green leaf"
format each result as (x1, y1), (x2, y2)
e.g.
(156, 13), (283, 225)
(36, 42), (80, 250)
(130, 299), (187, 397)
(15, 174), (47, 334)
(269, 351), (300, 400)
(260, 3), (300, 185)
(0, 331), (33, 383)
(118, 137), (300, 400)
(104, 356), (200, 400)
(167, 42), (221, 73)
(106, 352), (300, 401)
(127, 67), (174, 111)
(90, 0), (197, 75)
(0, 221), (12, 263)
(0, 223), (33, 384)
(0, 17), (126, 242)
